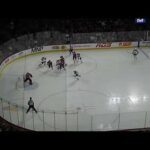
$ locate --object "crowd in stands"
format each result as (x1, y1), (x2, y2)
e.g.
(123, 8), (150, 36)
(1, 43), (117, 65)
(0, 18), (149, 45)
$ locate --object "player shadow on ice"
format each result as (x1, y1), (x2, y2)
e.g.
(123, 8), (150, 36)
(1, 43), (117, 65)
(68, 78), (79, 87)
(131, 57), (140, 65)
(24, 81), (39, 91)
(68, 77), (89, 87)
(40, 69), (49, 74)
(39, 69), (64, 78)
(67, 63), (82, 68)
(64, 54), (70, 59)
(49, 68), (65, 75)
(36, 63), (47, 69)
(38, 68), (55, 76)
(36, 65), (42, 69)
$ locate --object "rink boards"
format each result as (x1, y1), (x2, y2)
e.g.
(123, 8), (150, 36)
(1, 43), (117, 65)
(0, 41), (150, 77)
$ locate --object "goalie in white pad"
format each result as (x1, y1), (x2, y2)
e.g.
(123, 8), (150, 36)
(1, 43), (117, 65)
(39, 57), (46, 67)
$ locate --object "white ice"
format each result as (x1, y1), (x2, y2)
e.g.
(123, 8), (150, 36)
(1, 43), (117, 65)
(1, 48), (150, 131)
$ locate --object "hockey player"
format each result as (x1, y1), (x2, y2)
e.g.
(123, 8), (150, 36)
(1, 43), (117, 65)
(60, 56), (66, 70)
(56, 59), (61, 70)
(47, 59), (53, 70)
(60, 56), (64, 61)
(77, 53), (82, 63)
(73, 51), (77, 64)
(69, 46), (73, 55)
(41, 57), (46, 65)
(73, 70), (81, 80)
(132, 48), (139, 59)
(24, 72), (33, 85)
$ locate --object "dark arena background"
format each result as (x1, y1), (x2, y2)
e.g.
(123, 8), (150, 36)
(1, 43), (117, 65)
(1, 18), (150, 132)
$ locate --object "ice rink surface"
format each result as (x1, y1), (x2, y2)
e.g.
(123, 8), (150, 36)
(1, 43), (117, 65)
(1, 48), (150, 131)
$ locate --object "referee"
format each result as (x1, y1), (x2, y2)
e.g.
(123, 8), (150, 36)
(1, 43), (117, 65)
(26, 97), (37, 113)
